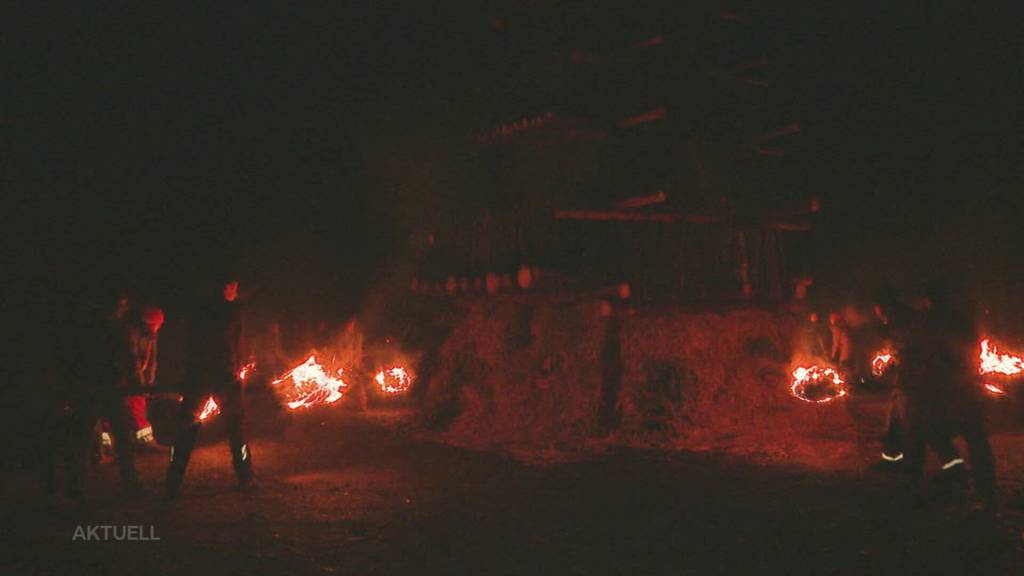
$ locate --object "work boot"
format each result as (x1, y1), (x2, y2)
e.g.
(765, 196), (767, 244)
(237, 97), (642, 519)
(163, 478), (180, 502)
(164, 464), (184, 502)
(135, 426), (166, 453)
(237, 475), (258, 492)
(231, 442), (253, 482)
(98, 432), (115, 463)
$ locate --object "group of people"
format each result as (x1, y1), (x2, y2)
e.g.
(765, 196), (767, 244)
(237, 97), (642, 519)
(58, 276), (255, 501)
(797, 279), (996, 511)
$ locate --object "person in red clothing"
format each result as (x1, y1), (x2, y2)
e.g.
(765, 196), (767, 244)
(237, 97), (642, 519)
(125, 305), (164, 450)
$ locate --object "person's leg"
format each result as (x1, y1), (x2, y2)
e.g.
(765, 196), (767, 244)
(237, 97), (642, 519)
(165, 393), (204, 499)
(961, 410), (997, 506)
(218, 377), (253, 486)
(901, 397), (931, 503)
(124, 395), (155, 445)
(65, 396), (100, 498)
(35, 401), (63, 496)
(105, 396), (140, 491)
(880, 389), (906, 463)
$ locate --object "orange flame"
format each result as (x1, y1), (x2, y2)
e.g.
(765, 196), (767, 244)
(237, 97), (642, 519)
(979, 339), (1024, 376)
(984, 383), (1006, 395)
(978, 339), (1023, 395)
(197, 396), (220, 422)
(238, 361), (255, 383)
(790, 365), (847, 403)
(272, 354), (347, 410)
(871, 351), (894, 377)
(375, 366), (413, 394)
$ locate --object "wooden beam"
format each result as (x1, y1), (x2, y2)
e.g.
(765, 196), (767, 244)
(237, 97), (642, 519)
(762, 122), (801, 141)
(618, 107), (667, 128)
(614, 191), (667, 209)
(555, 209), (813, 231)
(554, 209), (716, 225)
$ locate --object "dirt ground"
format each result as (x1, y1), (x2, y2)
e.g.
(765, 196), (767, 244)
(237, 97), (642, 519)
(3, 406), (1024, 575)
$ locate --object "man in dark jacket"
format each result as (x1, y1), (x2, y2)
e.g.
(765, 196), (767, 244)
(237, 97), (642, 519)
(63, 294), (142, 497)
(872, 285), (963, 474)
(164, 277), (254, 500)
(900, 281), (995, 508)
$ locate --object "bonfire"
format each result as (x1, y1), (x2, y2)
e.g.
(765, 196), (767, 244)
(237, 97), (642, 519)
(375, 366), (414, 394)
(272, 354), (348, 410)
(978, 338), (1023, 395)
(790, 365), (847, 403)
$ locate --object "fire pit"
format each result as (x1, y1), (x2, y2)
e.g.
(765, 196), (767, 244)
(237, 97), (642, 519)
(871, 351), (894, 377)
(790, 365), (847, 403)
(979, 338), (1023, 395)
(375, 366), (414, 395)
(272, 354), (348, 410)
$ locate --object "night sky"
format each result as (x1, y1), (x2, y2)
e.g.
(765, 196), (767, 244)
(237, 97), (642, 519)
(6, 2), (1023, 333)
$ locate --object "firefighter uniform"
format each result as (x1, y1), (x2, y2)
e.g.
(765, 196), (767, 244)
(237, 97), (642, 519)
(165, 284), (253, 499)
(900, 300), (995, 503)
(870, 294), (961, 470)
(65, 308), (141, 495)
(126, 306), (163, 446)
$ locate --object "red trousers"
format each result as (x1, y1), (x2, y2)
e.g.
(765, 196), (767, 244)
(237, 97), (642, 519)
(122, 395), (150, 431)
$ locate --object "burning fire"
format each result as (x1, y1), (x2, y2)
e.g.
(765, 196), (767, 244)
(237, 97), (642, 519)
(790, 365), (847, 403)
(197, 396), (220, 422)
(238, 361), (255, 383)
(978, 339), (1024, 376)
(979, 338), (1022, 395)
(984, 383), (1006, 395)
(375, 366), (413, 394)
(871, 351), (894, 377)
(272, 354), (347, 410)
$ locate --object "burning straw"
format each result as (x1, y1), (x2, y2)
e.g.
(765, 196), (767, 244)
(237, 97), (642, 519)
(272, 354), (348, 410)
(790, 365), (847, 404)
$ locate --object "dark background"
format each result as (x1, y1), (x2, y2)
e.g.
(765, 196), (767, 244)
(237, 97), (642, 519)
(5, 1), (1023, 344)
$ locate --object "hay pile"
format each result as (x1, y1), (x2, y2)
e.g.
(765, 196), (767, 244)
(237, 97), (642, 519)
(422, 298), (606, 453)
(420, 297), (857, 462)
(617, 308), (855, 457)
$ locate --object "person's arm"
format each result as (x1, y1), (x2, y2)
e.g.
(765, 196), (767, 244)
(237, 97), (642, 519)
(130, 329), (147, 385)
(227, 306), (244, 371)
(145, 336), (158, 385)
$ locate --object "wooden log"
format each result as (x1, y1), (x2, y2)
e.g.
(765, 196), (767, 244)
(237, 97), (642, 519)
(709, 68), (768, 87)
(762, 122), (801, 140)
(555, 209), (812, 232)
(554, 209), (717, 225)
(614, 190), (667, 209)
(633, 35), (664, 49)
(618, 107), (666, 128)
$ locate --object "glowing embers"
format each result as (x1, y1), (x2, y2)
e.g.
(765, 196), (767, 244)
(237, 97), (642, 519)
(871, 351), (894, 377)
(197, 396), (220, 422)
(272, 354), (347, 410)
(790, 365), (848, 403)
(375, 366), (413, 394)
(984, 383), (1007, 395)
